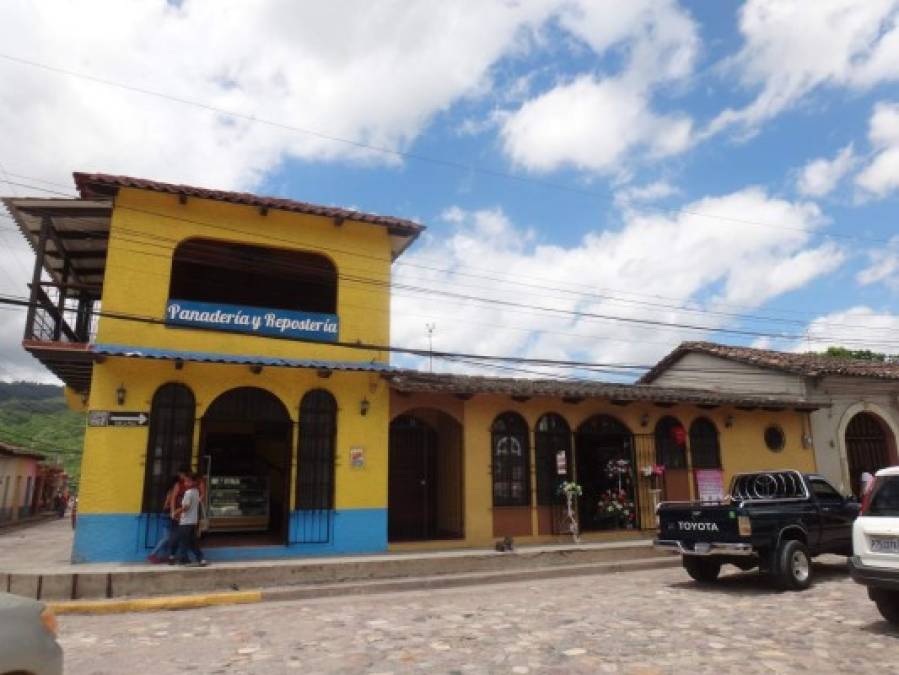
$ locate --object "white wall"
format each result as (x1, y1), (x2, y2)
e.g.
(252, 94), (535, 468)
(651, 353), (807, 397)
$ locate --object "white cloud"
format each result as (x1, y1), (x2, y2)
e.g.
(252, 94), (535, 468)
(792, 306), (899, 354)
(500, 0), (698, 174)
(614, 180), (680, 209)
(392, 188), (843, 373)
(857, 235), (899, 290)
(710, 0), (899, 134)
(0, 0), (565, 191)
(796, 144), (857, 197)
(501, 76), (693, 173)
(856, 102), (899, 197)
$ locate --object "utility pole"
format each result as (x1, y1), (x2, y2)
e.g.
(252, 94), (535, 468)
(425, 323), (436, 372)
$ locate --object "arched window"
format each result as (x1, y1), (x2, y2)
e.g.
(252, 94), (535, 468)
(655, 416), (687, 469)
(142, 383), (195, 513)
(297, 390), (337, 510)
(169, 238), (337, 314)
(689, 417), (721, 469)
(535, 413), (571, 506)
(491, 412), (530, 507)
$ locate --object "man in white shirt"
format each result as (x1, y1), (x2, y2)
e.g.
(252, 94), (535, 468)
(173, 473), (208, 567)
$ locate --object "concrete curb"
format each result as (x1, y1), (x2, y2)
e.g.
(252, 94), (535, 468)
(48, 555), (679, 615)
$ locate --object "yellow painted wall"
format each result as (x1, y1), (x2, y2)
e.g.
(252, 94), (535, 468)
(80, 356), (388, 513)
(389, 392), (817, 549)
(96, 188), (392, 363)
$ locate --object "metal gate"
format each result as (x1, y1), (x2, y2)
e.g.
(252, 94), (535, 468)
(292, 390), (337, 544)
(846, 412), (891, 497)
(141, 383), (195, 549)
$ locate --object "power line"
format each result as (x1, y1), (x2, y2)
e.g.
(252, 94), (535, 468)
(0, 52), (892, 246)
(3, 189), (897, 342)
(0, 174), (893, 330)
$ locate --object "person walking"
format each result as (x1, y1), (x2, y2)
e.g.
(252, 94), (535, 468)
(172, 472), (208, 567)
(147, 475), (181, 564)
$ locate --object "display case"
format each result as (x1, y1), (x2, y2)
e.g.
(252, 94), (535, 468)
(207, 475), (269, 532)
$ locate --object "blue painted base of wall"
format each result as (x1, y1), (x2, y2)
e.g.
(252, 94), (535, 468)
(71, 509), (387, 563)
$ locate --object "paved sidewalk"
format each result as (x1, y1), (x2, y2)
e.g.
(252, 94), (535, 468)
(0, 516), (73, 571)
(0, 516), (655, 575)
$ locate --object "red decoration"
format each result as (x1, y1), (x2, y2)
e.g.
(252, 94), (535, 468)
(671, 425), (687, 446)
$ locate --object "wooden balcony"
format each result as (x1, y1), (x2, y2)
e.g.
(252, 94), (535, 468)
(2, 197), (112, 393)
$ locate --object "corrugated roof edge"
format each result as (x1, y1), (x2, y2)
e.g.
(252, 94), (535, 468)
(92, 343), (396, 373)
(72, 172), (425, 236)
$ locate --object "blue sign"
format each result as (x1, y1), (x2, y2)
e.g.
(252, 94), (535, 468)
(165, 299), (338, 342)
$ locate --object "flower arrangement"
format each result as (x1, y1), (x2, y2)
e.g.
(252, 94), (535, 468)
(598, 488), (636, 528)
(557, 481), (582, 543)
(558, 481), (583, 498)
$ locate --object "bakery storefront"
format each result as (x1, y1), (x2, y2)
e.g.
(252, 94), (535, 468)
(5, 172), (420, 562)
(5, 172), (823, 563)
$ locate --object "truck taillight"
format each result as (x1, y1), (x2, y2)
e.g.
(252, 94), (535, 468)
(738, 515), (751, 537)
(860, 477), (878, 515)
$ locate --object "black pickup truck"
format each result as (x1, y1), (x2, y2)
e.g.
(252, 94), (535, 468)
(655, 471), (859, 590)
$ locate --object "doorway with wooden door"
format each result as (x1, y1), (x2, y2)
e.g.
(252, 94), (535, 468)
(388, 410), (463, 542)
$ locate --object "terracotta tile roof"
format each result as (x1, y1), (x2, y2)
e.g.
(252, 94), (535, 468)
(386, 370), (821, 410)
(72, 172), (425, 237)
(0, 440), (46, 461)
(638, 341), (899, 384)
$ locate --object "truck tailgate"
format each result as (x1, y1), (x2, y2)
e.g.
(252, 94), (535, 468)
(658, 503), (743, 547)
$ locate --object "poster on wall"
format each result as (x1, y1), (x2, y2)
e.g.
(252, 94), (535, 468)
(350, 447), (365, 469)
(695, 469), (724, 503)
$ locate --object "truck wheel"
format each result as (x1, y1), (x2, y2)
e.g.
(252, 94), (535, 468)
(683, 556), (721, 583)
(774, 540), (812, 591)
(873, 591), (899, 625)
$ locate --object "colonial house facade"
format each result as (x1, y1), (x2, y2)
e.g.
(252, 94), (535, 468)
(640, 342), (899, 497)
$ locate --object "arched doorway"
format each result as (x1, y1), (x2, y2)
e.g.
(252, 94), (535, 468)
(535, 413), (573, 534)
(201, 387), (292, 545)
(575, 415), (637, 531)
(655, 416), (689, 501)
(846, 412), (896, 497)
(389, 410), (463, 542)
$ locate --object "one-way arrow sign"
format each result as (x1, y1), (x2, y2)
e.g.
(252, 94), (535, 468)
(108, 412), (150, 427)
(88, 411), (150, 427)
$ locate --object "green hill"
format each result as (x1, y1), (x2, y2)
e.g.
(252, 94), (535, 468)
(0, 381), (85, 484)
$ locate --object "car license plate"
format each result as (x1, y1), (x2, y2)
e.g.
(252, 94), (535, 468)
(694, 542), (711, 554)
(870, 537), (899, 553)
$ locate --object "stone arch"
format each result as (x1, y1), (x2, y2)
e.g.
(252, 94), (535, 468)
(837, 403), (899, 496)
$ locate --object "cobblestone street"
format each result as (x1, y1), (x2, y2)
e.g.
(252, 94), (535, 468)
(58, 557), (897, 674)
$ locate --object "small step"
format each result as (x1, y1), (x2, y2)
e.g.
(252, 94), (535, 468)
(48, 556), (679, 615)
(6, 540), (667, 602)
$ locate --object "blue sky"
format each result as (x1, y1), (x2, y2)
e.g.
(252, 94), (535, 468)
(0, 1), (898, 381)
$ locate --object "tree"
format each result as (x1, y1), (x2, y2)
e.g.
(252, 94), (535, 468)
(819, 346), (895, 363)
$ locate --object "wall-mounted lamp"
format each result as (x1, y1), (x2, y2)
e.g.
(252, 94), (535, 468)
(360, 397), (370, 416)
(724, 414), (734, 428)
(116, 384), (126, 406)
(639, 413), (650, 427)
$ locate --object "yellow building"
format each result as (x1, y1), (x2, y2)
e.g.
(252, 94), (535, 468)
(4, 173), (821, 562)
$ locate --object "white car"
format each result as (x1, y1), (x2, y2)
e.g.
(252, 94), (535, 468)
(850, 466), (899, 625)
(0, 592), (63, 675)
